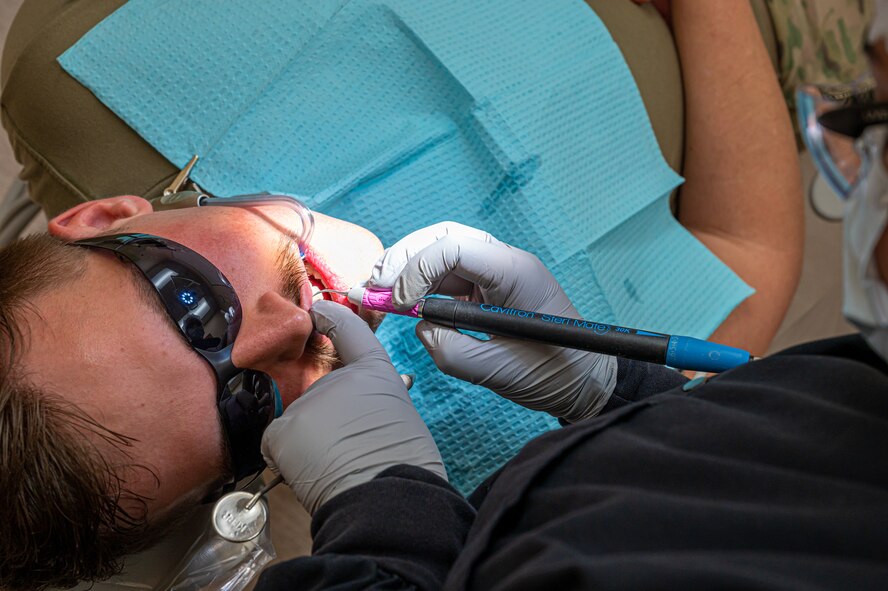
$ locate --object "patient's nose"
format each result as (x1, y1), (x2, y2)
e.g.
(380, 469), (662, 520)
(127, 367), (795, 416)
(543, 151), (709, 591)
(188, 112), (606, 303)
(231, 291), (314, 371)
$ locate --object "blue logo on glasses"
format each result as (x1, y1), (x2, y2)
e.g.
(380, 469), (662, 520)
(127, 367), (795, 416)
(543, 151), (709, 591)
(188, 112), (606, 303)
(178, 290), (197, 307)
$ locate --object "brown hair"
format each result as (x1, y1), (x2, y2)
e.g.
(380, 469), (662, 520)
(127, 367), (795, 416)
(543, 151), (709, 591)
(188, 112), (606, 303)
(0, 234), (159, 590)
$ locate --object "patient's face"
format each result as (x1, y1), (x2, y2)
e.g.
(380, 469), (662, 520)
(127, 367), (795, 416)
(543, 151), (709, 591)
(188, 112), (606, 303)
(20, 199), (384, 514)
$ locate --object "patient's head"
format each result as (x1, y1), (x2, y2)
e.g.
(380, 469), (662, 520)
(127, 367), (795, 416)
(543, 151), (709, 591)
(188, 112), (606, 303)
(0, 196), (383, 589)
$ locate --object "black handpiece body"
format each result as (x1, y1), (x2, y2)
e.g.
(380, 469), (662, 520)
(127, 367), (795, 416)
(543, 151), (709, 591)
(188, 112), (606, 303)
(419, 298), (670, 364)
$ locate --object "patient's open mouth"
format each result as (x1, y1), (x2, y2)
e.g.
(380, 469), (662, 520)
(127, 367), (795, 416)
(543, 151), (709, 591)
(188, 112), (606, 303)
(303, 249), (358, 313)
(305, 263), (329, 300)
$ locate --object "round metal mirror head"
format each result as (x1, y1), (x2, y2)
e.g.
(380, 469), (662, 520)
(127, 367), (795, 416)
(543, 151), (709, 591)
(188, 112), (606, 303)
(212, 491), (269, 542)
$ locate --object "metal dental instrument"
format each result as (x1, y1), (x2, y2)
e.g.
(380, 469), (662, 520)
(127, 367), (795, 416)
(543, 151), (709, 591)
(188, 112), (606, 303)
(319, 287), (755, 373)
(211, 475), (285, 543)
(163, 154), (200, 196)
(245, 474), (285, 510)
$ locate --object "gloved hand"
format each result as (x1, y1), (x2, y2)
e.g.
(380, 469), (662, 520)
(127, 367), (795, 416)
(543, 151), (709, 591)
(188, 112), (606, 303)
(261, 300), (447, 515)
(370, 222), (618, 423)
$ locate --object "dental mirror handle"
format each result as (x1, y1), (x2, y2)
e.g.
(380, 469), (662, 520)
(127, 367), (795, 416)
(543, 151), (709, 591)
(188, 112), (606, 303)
(245, 474), (285, 510)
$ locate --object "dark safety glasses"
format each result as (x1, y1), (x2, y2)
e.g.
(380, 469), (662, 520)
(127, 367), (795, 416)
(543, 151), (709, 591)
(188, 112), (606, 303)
(72, 233), (281, 494)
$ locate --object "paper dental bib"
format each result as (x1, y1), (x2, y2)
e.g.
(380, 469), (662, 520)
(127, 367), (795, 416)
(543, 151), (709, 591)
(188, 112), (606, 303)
(60, 0), (751, 492)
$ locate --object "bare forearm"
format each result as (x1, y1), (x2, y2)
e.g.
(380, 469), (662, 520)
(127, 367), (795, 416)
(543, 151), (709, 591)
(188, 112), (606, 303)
(672, 0), (803, 354)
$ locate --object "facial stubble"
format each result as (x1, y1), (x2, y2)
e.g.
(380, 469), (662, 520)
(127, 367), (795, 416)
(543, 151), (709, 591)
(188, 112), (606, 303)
(274, 239), (341, 371)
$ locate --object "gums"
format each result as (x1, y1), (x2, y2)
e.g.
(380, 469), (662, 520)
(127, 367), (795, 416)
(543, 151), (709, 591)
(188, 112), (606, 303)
(303, 248), (360, 313)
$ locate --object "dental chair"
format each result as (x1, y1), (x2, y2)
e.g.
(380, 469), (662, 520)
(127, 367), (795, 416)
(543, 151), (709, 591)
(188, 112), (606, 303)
(0, 178), (40, 247)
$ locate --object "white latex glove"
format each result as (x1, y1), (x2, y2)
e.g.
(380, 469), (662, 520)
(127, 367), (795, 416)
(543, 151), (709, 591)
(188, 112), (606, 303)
(261, 301), (447, 515)
(370, 222), (618, 422)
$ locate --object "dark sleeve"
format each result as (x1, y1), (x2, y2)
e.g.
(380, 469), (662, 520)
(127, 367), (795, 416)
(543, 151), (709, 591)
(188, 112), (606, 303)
(774, 333), (888, 375)
(600, 357), (689, 413)
(255, 465), (475, 591)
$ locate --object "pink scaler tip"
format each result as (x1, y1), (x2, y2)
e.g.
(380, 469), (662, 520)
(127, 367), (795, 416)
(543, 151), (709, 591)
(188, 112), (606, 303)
(349, 287), (422, 317)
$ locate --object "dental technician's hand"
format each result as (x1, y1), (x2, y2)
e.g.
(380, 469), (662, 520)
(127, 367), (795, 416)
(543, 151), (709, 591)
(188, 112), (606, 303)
(261, 300), (446, 515)
(370, 222), (618, 423)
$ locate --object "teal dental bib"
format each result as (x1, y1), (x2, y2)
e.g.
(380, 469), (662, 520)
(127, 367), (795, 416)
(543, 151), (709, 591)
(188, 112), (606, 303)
(59, 0), (751, 493)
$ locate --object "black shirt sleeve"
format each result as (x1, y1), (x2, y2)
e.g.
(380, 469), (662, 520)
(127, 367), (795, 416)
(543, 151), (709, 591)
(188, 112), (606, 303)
(255, 465), (475, 591)
(445, 340), (888, 590)
(601, 356), (689, 412)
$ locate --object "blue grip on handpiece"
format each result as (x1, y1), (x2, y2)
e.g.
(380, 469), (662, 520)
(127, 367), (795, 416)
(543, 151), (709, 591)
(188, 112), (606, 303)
(666, 336), (751, 373)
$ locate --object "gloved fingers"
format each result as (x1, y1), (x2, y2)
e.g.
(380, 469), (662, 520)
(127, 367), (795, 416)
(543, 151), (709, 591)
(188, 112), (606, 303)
(370, 222), (500, 289)
(261, 452), (282, 478)
(415, 320), (517, 386)
(261, 417), (295, 485)
(260, 405), (332, 513)
(260, 439), (283, 480)
(394, 235), (528, 307)
(310, 300), (390, 365)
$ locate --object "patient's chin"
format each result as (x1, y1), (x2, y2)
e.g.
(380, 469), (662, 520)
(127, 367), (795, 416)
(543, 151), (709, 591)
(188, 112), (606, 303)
(278, 340), (339, 407)
(278, 310), (387, 407)
(309, 309), (382, 367)
(306, 334), (341, 372)
(284, 310), (384, 404)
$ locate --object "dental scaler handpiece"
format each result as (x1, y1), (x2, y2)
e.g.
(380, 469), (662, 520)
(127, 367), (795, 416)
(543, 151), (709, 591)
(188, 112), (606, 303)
(323, 287), (753, 374)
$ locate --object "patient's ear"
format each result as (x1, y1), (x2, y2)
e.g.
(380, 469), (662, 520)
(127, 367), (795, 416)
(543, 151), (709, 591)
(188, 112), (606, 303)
(48, 196), (153, 240)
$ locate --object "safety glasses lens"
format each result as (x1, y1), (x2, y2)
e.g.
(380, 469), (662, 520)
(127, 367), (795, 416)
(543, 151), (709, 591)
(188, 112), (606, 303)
(73, 234), (242, 352)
